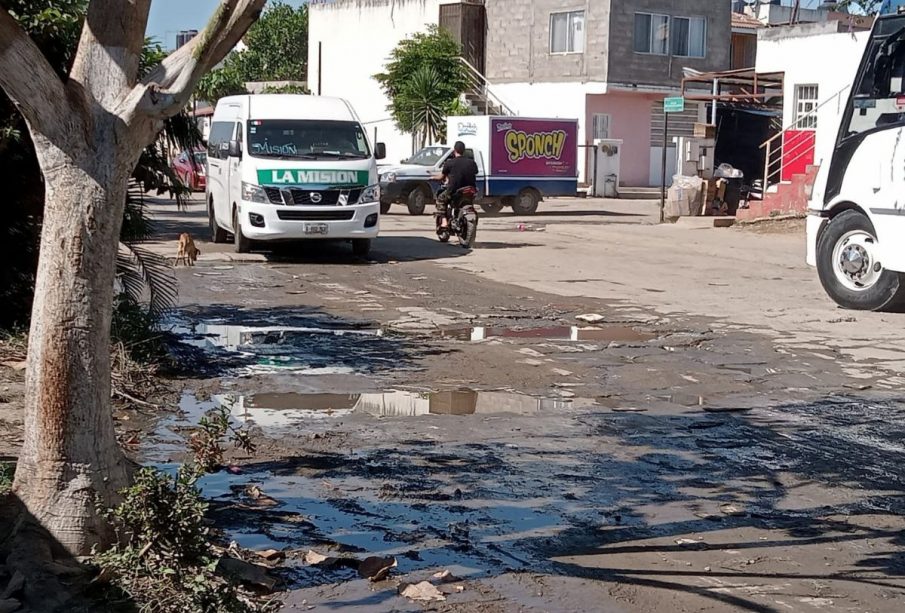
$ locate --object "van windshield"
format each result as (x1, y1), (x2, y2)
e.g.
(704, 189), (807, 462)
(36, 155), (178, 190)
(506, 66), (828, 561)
(247, 120), (371, 160)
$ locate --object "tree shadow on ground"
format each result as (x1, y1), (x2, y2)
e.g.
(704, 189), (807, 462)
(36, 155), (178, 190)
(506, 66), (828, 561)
(0, 492), (137, 612)
(195, 394), (905, 611)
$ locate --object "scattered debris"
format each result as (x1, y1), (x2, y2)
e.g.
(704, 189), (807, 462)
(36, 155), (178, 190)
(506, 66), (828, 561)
(720, 503), (745, 517)
(575, 313), (605, 323)
(432, 569), (462, 584)
(675, 538), (707, 550)
(399, 581), (446, 602)
(216, 557), (276, 591)
(358, 556), (397, 581)
(304, 550), (330, 566)
(255, 549), (284, 562)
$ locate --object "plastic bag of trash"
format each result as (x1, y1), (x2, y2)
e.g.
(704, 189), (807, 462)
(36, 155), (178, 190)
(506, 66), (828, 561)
(714, 163), (743, 179)
(666, 175), (704, 218)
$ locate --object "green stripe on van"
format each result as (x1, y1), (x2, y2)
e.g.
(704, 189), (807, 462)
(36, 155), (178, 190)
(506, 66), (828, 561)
(257, 169), (369, 186)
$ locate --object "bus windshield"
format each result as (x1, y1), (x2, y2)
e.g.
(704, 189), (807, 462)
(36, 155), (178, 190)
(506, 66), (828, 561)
(247, 120), (371, 160)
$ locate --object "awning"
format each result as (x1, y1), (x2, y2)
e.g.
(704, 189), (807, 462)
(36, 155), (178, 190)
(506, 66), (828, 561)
(681, 68), (784, 106)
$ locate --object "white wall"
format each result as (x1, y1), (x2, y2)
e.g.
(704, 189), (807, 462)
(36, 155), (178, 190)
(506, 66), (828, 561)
(308, 0), (447, 164)
(757, 30), (869, 169)
(491, 81), (607, 183)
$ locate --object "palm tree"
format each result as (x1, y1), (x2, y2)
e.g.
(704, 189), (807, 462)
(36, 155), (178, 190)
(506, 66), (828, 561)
(399, 66), (448, 148)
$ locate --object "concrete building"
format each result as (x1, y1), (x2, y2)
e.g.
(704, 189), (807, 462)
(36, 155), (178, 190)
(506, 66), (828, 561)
(756, 21), (868, 180)
(484, 1), (731, 186)
(308, 0), (451, 166)
(309, 0), (732, 186)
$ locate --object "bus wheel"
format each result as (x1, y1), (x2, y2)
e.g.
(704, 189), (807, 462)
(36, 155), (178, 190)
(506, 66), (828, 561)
(816, 209), (905, 311)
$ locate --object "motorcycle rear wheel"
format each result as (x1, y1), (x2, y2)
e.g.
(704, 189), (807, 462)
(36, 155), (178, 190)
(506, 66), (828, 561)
(458, 213), (477, 249)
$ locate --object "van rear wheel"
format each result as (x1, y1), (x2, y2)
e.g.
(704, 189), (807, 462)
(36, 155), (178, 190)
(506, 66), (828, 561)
(816, 209), (905, 311)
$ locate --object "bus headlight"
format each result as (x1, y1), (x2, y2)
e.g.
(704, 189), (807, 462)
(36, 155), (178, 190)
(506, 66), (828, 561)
(241, 182), (269, 203)
(359, 184), (380, 204)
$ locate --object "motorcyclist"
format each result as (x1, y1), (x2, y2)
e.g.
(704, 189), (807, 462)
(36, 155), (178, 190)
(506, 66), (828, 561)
(433, 141), (478, 228)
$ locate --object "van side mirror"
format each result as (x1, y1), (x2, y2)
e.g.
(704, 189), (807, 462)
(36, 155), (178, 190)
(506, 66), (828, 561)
(228, 140), (242, 159)
(375, 142), (386, 160)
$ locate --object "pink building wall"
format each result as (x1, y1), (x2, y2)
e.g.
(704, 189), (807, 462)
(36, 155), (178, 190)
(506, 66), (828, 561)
(585, 92), (657, 187)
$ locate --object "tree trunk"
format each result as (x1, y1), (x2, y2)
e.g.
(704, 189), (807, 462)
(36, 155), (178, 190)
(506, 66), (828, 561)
(12, 133), (135, 555)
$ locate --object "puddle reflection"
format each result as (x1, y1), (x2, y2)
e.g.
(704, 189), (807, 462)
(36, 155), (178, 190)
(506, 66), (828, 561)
(214, 390), (582, 429)
(441, 325), (655, 343)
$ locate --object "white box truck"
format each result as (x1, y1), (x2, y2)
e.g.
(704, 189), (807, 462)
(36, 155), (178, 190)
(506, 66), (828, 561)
(379, 115), (579, 216)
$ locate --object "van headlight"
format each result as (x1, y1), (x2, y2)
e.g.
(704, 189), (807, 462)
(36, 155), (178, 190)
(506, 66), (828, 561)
(242, 182), (269, 203)
(359, 184), (380, 203)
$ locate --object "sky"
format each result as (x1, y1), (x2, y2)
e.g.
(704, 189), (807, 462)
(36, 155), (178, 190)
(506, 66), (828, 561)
(146, 0), (307, 49)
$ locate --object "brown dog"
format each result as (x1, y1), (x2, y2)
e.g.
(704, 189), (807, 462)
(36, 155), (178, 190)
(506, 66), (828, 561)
(176, 232), (200, 266)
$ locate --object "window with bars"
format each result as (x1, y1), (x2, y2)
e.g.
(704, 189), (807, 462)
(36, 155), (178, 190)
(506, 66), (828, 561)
(550, 10), (585, 54)
(592, 113), (611, 140)
(795, 85), (819, 130)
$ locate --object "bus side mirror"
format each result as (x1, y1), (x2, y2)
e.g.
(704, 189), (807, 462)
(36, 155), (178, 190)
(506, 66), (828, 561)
(375, 142), (386, 160)
(228, 140), (242, 159)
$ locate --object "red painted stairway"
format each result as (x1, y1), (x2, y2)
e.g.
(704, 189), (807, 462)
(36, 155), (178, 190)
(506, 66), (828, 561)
(736, 164), (818, 221)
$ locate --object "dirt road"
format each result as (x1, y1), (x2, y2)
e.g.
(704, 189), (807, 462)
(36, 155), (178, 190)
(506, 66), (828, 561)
(7, 196), (905, 611)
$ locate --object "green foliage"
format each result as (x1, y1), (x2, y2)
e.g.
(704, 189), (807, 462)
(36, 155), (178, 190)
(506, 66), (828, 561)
(196, 64), (247, 104)
(374, 25), (469, 136)
(189, 407), (257, 473)
(261, 83), (310, 95)
(197, 2), (308, 103)
(93, 467), (253, 613)
(399, 66), (448, 147)
(110, 293), (167, 364)
(0, 462), (14, 496)
(0, 0), (87, 329)
(93, 407), (262, 613)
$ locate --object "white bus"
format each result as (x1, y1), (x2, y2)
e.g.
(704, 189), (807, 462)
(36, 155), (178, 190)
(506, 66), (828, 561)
(807, 10), (905, 310)
(207, 95), (385, 256)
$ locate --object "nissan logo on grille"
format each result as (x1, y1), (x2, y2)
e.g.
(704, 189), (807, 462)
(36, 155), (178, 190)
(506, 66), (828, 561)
(309, 192), (323, 204)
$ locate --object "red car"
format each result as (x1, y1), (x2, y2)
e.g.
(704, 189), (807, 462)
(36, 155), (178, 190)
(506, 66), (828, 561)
(172, 149), (207, 191)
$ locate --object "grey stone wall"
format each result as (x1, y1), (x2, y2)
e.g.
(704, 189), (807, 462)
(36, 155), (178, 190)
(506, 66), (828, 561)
(485, 0), (611, 83)
(607, 0), (730, 88)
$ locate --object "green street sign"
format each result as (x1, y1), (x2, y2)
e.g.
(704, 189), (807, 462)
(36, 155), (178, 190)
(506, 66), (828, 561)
(664, 97), (685, 113)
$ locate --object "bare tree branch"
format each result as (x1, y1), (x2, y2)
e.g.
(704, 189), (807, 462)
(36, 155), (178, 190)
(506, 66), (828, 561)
(0, 8), (70, 135)
(71, 0), (153, 110)
(132, 0), (265, 119)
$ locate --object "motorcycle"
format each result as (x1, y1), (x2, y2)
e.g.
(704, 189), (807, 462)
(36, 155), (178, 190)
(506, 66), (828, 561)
(435, 185), (478, 249)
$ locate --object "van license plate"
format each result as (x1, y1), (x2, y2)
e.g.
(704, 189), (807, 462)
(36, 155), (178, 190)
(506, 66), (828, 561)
(304, 224), (328, 235)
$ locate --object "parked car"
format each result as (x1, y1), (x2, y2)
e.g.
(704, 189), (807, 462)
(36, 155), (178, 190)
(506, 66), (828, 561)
(172, 149), (207, 191)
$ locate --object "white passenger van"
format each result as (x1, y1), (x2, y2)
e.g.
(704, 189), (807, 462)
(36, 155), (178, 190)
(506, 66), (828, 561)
(808, 11), (905, 310)
(206, 95), (385, 256)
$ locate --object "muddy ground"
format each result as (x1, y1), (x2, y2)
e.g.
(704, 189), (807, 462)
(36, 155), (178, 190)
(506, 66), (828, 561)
(3, 198), (905, 612)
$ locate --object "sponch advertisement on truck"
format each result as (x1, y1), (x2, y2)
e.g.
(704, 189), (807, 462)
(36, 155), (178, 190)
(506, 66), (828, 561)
(378, 115), (579, 216)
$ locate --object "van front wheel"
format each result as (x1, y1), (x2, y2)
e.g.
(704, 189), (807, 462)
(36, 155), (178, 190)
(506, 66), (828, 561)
(210, 201), (228, 243)
(816, 209), (905, 311)
(233, 209), (252, 254)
